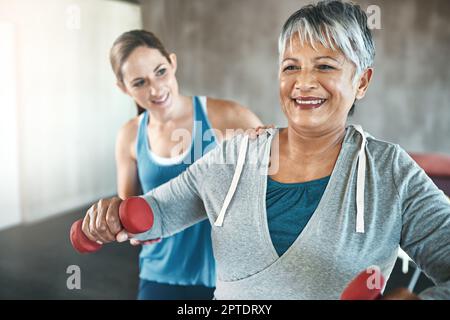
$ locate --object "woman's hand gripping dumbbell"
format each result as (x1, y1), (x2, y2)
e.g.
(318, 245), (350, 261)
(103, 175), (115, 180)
(70, 196), (156, 253)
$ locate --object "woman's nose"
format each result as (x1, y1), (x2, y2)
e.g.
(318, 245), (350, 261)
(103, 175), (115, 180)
(294, 70), (318, 91)
(149, 85), (161, 97)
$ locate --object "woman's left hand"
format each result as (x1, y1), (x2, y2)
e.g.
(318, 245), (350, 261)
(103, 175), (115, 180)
(247, 125), (275, 140)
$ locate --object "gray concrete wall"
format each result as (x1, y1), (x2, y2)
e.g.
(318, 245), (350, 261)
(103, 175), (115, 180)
(141, 0), (450, 154)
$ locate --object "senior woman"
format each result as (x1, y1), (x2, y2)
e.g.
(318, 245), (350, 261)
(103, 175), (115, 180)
(81, 0), (450, 299)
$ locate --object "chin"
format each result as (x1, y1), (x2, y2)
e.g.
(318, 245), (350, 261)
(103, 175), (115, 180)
(289, 116), (324, 131)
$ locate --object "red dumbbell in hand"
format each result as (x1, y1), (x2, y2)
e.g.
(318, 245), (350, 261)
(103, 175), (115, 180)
(341, 267), (385, 300)
(70, 197), (154, 253)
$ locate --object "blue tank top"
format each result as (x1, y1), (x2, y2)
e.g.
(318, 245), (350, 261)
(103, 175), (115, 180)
(266, 175), (330, 257)
(136, 96), (217, 287)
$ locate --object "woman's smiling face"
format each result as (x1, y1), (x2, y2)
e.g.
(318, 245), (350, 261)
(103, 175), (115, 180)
(121, 46), (179, 111)
(279, 33), (372, 133)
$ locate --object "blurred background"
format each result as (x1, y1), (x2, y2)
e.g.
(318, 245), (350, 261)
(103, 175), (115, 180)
(0, 0), (449, 299)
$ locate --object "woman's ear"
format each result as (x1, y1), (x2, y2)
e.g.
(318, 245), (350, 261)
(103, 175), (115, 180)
(169, 53), (177, 73)
(355, 68), (373, 100)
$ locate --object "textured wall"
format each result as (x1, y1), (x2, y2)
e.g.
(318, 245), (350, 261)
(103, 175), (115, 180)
(141, 0), (450, 153)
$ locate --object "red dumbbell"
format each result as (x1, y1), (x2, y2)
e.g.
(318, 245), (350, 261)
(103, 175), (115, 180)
(70, 197), (154, 254)
(340, 268), (385, 300)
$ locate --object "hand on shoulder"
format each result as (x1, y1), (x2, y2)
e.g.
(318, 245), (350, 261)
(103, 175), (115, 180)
(206, 97), (264, 141)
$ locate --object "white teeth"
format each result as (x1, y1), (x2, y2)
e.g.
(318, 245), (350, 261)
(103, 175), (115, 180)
(153, 93), (168, 103)
(295, 99), (325, 105)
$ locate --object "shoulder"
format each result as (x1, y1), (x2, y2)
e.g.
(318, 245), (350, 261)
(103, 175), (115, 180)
(346, 125), (400, 163)
(116, 115), (141, 159)
(206, 97), (249, 123)
(205, 97), (262, 131)
(367, 135), (400, 161)
(347, 126), (423, 190)
(206, 97), (243, 113)
(117, 116), (140, 143)
(364, 132), (416, 171)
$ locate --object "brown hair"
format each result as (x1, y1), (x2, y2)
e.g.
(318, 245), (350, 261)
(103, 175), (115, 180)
(110, 30), (171, 115)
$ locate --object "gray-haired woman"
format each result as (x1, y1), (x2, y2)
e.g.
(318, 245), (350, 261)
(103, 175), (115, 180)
(83, 0), (450, 299)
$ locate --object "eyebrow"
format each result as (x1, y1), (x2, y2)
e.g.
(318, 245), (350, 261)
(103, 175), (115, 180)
(282, 56), (341, 63)
(282, 58), (299, 63)
(315, 56), (340, 63)
(153, 63), (163, 72)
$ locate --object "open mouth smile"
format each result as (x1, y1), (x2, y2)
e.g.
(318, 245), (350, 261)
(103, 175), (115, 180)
(293, 97), (327, 110)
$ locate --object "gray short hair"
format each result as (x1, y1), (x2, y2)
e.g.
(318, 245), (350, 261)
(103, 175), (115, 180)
(278, 0), (375, 80)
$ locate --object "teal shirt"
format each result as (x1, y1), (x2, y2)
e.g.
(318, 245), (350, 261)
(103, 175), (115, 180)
(266, 175), (330, 257)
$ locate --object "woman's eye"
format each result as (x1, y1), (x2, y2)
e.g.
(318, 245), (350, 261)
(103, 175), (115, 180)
(283, 65), (299, 72)
(156, 68), (167, 76)
(318, 64), (335, 70)
(133, 80), (145, 88)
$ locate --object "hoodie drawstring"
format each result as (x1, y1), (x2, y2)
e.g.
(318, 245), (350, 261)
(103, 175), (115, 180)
(353, 124), (367, 234)
(214, 134), (249, 227)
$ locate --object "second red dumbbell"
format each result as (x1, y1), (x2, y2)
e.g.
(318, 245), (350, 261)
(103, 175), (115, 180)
(340, 268), (385, 300)
(70, 197), (154, 254)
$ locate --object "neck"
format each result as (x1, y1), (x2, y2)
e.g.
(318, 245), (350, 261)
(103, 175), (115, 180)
(282, 124), (346, 163)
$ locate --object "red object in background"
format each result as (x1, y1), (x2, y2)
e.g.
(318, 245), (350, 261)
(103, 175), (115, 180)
(341, 269), (385, 300)
(409, 153), (450, 196)
(69, 197), (154, 254)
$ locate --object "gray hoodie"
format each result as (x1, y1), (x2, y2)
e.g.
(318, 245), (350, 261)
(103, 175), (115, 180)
(136, 125), (450, 299)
